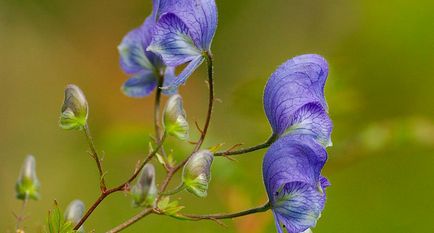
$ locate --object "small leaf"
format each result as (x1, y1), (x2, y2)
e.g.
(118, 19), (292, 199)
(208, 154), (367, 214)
(208, 143), (224, 153)
(157, 197), (184, 216)
(46, 201), (76, 233)
(157, 196), (170, 210)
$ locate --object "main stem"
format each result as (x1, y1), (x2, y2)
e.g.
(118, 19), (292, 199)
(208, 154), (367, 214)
(73, 134), (166, 230)
(181, 201), (271, 220)
(84, 124), (107, 191)
(214, 134), (277, 157)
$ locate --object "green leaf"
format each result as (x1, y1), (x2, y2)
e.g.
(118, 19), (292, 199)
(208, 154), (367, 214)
(157, 197), (184, 216)
(45, 201), (77, 233)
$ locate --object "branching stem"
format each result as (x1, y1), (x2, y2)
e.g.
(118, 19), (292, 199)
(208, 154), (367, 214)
(73, 133), (167, 230)
(214, 134), (277, 157)
(105, 208), (153, 233)
(179, 201), (271, 221)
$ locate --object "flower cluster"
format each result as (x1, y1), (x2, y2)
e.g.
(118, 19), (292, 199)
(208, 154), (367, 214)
(11, 1), (333, 233)
(117, 1), (332, 233)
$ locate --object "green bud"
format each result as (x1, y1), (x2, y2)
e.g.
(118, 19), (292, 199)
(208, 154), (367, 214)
(163, 94), (189, 140)
(131, 164), (157, 207)
(60, 84), (88, 130)
(64, 199), (85, 232)
(16, 155), (40, 200)
(182, 150), (214, 198)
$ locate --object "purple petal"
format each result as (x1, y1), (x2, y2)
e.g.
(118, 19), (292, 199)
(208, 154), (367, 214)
(262, 135), (327, 233)
(263, 54), (329, 135)
(272, 182), (324, 233)
(148, 13), (202, 67)
(118, 17), (161, 74)
(161, 67), (178, 95)
(159, 0), (218, 50)
(121, 71), (157, 97)
(318, 175), (330, 210)
(174, 55), (204, 87)
(262, 135), (327, 199)
(163, 55), (205, 91)
(285, 102), (333, 147)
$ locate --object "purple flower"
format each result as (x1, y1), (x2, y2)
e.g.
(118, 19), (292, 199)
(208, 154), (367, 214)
(262, 54), (332, 232)
(263, 54), (332, 147)
(118, 1), (177, 97)
(147, 0), (218, 90)
(263, 135), (330, 233)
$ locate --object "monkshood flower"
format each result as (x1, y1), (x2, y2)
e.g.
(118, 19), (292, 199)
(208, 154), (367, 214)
(163, 94), (189, 140)
(147, 0), (218, 90)
(118, 0), (177, 97)
(263, 54), (332, 147)
(65, 200), (85, 232)
(263, 135), (330, 233)
(60, 84), (88, 130)
(131, 164), (158, 207)
(182, 150), (214, 197)
(16, 155), (40, 200)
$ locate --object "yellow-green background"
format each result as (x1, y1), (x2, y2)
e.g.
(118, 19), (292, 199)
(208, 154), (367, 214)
(1, 0), (434, 232)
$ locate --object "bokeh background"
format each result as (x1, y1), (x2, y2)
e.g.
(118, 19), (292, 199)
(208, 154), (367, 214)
(1, 0), (434, 232)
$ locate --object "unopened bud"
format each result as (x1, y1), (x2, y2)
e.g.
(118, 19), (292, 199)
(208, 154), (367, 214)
(60, 84), (88, 130)
(16, 155), (40, 200)
(131, 164), (157, 207)
(163, 94), (189, 140)
(182, 150), (214, 197)
(64, 200), (85, 232)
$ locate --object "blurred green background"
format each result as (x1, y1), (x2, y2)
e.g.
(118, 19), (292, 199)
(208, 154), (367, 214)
(1, 0), (434, 232)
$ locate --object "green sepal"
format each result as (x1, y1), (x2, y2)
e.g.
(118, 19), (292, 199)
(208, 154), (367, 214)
(163, 94), (189, 141)
(15, 177), (40, 200)
(183, 175), (209, 198)
(59, 109), (87, 130)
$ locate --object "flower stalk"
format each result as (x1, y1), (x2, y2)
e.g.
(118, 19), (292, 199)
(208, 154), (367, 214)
(83, 124), (107, 191)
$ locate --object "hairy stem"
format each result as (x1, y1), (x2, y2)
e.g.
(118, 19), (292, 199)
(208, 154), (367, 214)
(73, 134), (166, 230)
(105, 208), (153, 233)
(180, 201), (271, 220)
(15, 194), (29, 230)
(214, 134), (277, 157)
(84, 124), (107, 191)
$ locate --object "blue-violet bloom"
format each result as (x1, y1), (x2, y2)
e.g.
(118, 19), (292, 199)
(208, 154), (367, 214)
(147, 0), (218, 90)
(118, 0), (177, 97)
(262, 54), (332, 232)
(263, 135), (330, 233)
(263, 54), (332, 147)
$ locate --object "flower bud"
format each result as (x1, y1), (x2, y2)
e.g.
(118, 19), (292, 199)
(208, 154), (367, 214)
(64, 200), (85, 232)
(131, 164), (157, 207)
(60, 84), (88, 130)
(182, 150), (214, 198)
(16, 155), (40, 200)
(163, 94), (189, 140)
